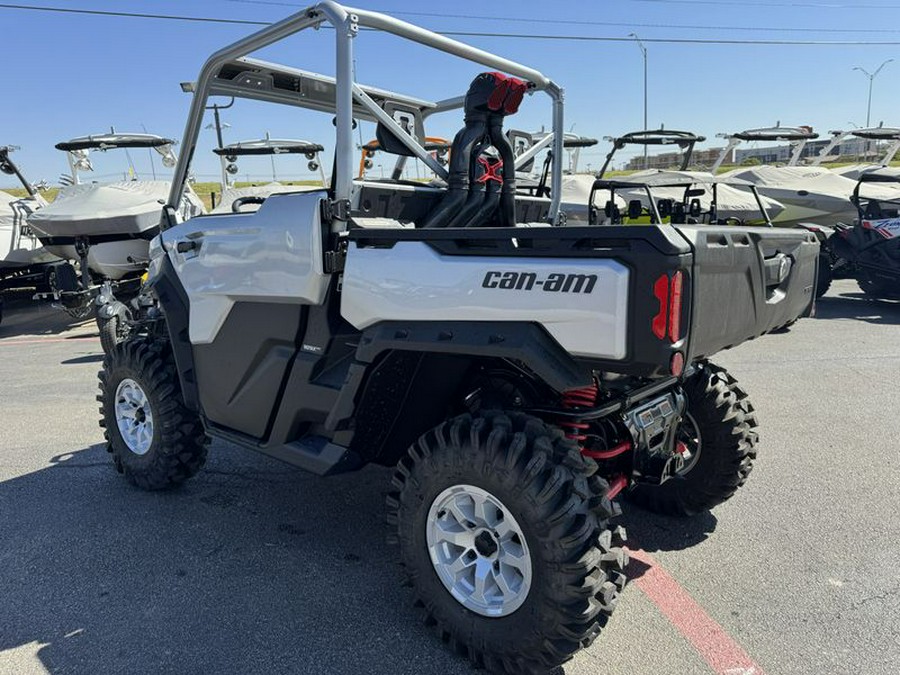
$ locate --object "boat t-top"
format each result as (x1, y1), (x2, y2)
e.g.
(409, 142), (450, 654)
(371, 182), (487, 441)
(210, 137), (327, 213)
(810, 125), (900, 180)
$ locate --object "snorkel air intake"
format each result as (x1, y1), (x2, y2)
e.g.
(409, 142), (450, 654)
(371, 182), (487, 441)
(422, 72), (530, 228)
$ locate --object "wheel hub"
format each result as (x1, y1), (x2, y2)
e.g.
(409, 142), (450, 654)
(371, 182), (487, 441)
(426, 484), (532, 617)
(114, 378), (154, 456)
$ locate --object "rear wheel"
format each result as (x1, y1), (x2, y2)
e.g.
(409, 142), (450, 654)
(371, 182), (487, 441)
(98, 338), (208, 490)
(627, 363), (758, 516)
(387, 412), (627, 674)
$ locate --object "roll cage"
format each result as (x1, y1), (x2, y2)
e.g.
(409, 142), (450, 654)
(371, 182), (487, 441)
(851, 170), (900, 220)
(588, 175), (773, 226)
(597, 129), (706, 177)
(164, 1), (565, 230)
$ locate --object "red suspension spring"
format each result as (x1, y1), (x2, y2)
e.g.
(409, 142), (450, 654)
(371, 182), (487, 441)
(558, 384), (634, 499)
(557, 384), (600, 443)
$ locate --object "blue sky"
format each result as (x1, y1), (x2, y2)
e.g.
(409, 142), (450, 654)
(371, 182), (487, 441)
(4, 0), (900, 186)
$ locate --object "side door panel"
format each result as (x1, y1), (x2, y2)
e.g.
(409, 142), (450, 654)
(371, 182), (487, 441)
(159, 191), (330, 439)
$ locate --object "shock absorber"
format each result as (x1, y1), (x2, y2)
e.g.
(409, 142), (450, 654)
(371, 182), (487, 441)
(558, 383), (632, 499)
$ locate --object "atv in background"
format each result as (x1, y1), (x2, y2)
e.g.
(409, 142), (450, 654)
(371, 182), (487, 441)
(96, 4), (819, 673)
(828, 170), (900, 299)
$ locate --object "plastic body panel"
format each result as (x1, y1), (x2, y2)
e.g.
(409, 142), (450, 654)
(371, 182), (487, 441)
(675, 225), (818, 359)
(158, 191), (330, 344)
(342, 239), (630, 359)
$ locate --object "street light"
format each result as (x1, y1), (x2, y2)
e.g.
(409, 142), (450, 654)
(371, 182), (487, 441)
(629, 33), (648, 169)
(853, 59), (893, 128)
(853, 59), (892, 160)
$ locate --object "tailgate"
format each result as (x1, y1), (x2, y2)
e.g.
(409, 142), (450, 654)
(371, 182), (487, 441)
(675, 226), (819, 360)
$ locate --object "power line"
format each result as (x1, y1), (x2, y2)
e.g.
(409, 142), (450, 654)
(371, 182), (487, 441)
(0, 3), (268, 25)
(2, 3), (900, 45)
(634, 0), (900, 7)
(226, 0), (900, 34)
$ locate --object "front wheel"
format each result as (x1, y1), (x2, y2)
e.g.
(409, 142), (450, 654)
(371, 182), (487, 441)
(387, 412), (627, 674)
(816, 252), (833, 298)
(627, 363), (759, 516)
(98, 338), (209, 489)
(97, 314), (127, 355)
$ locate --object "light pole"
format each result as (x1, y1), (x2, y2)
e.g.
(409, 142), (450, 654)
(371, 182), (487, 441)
(853, 59), (892, 160)
(629, 33), (648, 169)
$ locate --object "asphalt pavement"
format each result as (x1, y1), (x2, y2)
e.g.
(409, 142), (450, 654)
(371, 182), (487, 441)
(0, 281), (897, 675)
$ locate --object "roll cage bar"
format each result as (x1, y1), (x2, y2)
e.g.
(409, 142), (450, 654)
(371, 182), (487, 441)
(597, 129), (706, 178)
(851, 169), (900, 218)
(164, 1), (565, 229)
(587, 176), (773, 227)
(811, 125), (900, 167)
(710, 125), (819, 173)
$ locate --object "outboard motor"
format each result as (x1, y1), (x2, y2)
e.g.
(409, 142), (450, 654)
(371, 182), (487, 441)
(422, 72), (530, 228)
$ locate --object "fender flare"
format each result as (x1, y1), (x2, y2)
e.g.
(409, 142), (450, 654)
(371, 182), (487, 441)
(356, 320), (592, 393)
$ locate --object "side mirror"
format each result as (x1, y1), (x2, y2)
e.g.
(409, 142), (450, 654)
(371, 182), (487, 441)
(605, 200), (615, 218)
(628, 199), (643, 220)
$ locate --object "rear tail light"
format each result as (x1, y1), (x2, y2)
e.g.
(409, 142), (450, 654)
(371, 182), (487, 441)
(668, 270), (683, 343)
(651, 270), (684, 344)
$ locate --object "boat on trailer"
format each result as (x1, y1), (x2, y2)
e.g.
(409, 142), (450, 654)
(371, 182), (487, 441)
(27, 132), (204, 314)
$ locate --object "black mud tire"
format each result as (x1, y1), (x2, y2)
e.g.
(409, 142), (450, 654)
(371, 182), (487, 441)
(387, 412), (628, 675)
(627, 363), (759, 517)
(815, 252), (833, 298)
(98, 338), (208, 490)
(97, 314), (124, 355)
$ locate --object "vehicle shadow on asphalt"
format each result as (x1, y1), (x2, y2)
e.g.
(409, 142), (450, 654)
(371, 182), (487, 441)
(620, 507), (718, 555)
(0, 441), (720, 674)
(0, 442), (498, 675)
(815, 292), (900, 325)
(0, 289), (96, 339)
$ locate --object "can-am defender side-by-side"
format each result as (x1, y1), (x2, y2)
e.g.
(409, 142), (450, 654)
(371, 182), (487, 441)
(97, 4), (819, 673)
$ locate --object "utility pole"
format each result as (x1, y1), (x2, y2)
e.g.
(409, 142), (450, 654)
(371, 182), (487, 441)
(629, 33), (649, 169)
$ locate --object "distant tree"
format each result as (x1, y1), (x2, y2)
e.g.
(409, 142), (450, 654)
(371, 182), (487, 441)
(740, 157), (762, 166)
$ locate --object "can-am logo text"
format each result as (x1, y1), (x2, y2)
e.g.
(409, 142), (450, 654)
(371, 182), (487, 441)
(482, 271), (597, 294)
